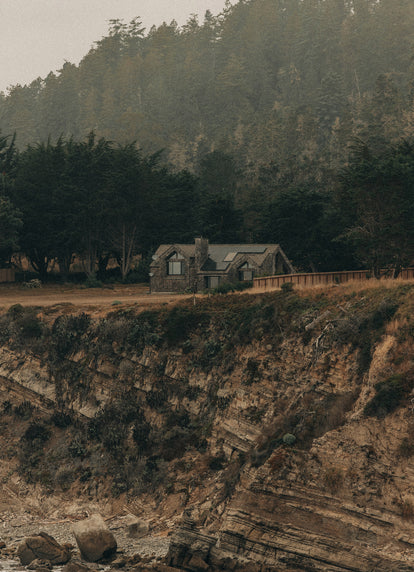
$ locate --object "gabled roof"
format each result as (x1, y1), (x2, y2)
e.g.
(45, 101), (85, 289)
(151, 244), (196, 263)
(200, 245), (277, 271)
(151, 243), (284, 272)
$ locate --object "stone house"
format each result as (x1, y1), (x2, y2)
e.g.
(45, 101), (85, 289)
(149, 238), (294, 293)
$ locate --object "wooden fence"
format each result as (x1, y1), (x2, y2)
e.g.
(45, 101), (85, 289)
(0, 269), (15, 283)
(254, 268), (414, 291)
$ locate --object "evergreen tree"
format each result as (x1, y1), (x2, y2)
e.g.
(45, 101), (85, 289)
(336, 139), (414, 276)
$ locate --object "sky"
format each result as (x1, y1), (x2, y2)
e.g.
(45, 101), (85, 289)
(0, 0), (230, 94)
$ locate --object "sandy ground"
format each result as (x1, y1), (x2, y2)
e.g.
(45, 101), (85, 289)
(0, 283), (195, 313)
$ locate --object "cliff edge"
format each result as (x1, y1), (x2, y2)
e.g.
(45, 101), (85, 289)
(0, 283), (413, 571)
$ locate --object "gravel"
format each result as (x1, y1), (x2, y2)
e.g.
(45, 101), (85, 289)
(0, 512), (171, 569)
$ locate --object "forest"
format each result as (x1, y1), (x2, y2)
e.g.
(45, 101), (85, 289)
(0, 0), (414, 280)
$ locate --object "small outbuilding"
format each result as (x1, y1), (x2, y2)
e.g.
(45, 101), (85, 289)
(150, 238), (294, 293)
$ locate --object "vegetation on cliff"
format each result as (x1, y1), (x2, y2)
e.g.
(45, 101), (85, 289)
(0, 282), (413, 505)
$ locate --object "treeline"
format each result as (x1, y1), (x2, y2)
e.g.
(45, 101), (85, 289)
(0, 0), (414, 280)
(0, 132), (255, 280)
(0, 131), (413, 281)
(1, 0), (414, 178)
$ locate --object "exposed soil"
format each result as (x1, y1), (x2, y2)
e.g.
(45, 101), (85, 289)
(0, 283), (195, 314)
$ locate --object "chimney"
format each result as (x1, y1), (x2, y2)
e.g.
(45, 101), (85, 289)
(195, 237), (209, 269)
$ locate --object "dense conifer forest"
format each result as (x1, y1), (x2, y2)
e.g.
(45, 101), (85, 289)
(0, 0), (413, 278)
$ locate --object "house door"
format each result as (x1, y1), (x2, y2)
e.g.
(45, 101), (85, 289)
(205, 276), (220, 289)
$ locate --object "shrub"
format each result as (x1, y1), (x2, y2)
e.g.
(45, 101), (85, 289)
(7, 304), (24, 318)
(282, 433), (296, 446)
(163, 306), (208, 345)
(245, 406), (265, 423)
(111, 475), (128, 496)
(22, 422), (51, 444)
(181, 340), (194, 354)
(323, 467), (344, 493)
(211, 281), (253, 294)
(217, 396), (231, 410)
(50, 410), (73, 428)
(281, 282), (294, 293)
(20, 314), (43, 339)
(146, 389), (168, 409)
(364, 374), (411, 418)
(203, 340), (222, 359)
(398, 438), (414, 459)
(209, 454), (226, 471)
(51, 313), (91, 359)
(68, 437), (87, 458)
(123, 255), (152, 284)
(184, 385), (203, 400)
(14, 401), (35, 419)
(126, 311), (160, 352)
(400, 500), (414, 520)
(159, 426), (193, 461)
(80, 468), (92, 482)
(132, 420), (151, 452)
(83, 274), (103, 288)
(198, 339), (223, 368)
(165, 410), (190, 428)
(87, 394), (143, 454)
(2, 400), (12, 414)
(55, 467), (76, 491)
(268, 449), (286, 472)
(244, 358), (261, 384)
(97, 317), (129, 344)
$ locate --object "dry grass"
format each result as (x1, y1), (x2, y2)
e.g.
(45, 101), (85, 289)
(323, 466), (344, 493)
(0, 283), (194, 317)
(400, 500), (414, 520)
(255, 278), (414, 296)
(386, 317), (411, 335)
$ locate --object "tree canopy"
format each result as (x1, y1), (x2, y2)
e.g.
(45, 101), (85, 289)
(0, 1), (413, 279)
(336, 139), (414, 277)
(1, 0), (414, 180)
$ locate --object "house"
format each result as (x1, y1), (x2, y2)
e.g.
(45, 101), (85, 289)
(149, 238), (294, 293)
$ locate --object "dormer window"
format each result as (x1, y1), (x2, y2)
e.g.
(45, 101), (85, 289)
(167, 252), (184, 275)
(238, 261), (254, 281)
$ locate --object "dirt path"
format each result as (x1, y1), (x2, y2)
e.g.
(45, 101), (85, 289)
(0, 284), (194, 312)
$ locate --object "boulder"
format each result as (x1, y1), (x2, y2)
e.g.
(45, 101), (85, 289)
(72, 514), (117, 562)
(62, 562), (92, 572)
(187, 554), (209, 571)
(125, 515), (149, 539)
(27, 559), (52, 570)
(17, 532), (71, 566)
(111, 556), (128, 568)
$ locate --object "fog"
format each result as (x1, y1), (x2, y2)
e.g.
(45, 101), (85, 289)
(0, 0), (230, 93)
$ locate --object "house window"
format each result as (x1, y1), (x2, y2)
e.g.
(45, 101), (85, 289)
(238, 261), (254, 281)
(167, 252), (184, 275)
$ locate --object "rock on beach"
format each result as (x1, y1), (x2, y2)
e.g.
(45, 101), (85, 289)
(17, 532), (71, 566)
(72, 514), (117, 562)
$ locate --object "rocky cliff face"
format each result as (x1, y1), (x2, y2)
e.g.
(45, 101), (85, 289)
(0, 285), (414, 571)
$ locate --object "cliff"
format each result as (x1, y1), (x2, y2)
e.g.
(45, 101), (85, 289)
(0, 283), (414, 571)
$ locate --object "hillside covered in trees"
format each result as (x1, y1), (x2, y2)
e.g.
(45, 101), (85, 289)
(0, 0), (413, 278)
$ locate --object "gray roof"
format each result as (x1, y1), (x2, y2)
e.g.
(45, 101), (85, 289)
(151, 243), (282, 272)
(202, 245), (272, 271)
(152, 244), (195, 260)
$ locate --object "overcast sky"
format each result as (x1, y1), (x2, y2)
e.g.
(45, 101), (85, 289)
(1, 0), (230, 94)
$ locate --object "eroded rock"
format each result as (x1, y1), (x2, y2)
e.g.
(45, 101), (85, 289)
(126, 515), (150, 539)
(27, 558), (52, 570)
(62, 562), (92, 572)
(72, 513), (117, 562)
(17, 532), (71, 566)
